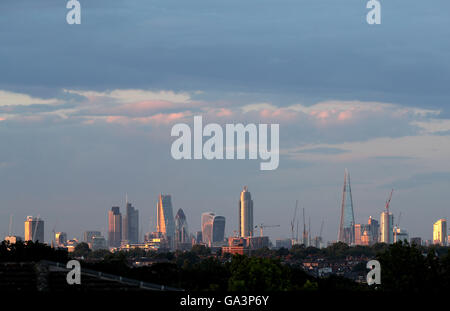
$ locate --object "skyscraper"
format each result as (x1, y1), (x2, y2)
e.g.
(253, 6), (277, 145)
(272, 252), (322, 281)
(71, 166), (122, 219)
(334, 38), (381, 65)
(108, 206), (122, 248)
(55, 232), (67, 247)
(201, 212), (226, 247)
(24, 216), (44, 243)
(84, 231), (101, 245)
(433, 219), (447, 246)
(367, 216), (379, 244)
(175, 208), (189, 249)
(338, 169), (355, 244)
(380, 211), (394, 244)
(380, 190), (394, 244)
(123, 200), (139, 244)
(239, 186), (253, 237)
(157, 194), (175, 240)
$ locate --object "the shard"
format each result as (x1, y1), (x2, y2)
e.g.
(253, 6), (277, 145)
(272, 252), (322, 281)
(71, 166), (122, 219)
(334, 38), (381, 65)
(338, 169), (355, 244)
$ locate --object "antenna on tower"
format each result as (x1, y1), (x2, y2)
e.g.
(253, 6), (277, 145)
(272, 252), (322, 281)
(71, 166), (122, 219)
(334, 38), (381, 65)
(8, 214), (13, 236)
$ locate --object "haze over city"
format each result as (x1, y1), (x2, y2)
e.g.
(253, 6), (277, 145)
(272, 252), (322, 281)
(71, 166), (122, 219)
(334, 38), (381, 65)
(1, 1), (450, 243)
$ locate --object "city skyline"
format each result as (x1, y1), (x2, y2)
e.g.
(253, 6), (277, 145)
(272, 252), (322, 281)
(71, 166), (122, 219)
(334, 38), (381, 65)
(6, 180), (449, 247)
(1, 1), (450, 245)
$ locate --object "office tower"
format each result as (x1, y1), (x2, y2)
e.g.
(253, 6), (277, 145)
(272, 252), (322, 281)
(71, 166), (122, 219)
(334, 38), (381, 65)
(354, 224), (364, 245)
(393, 227), (409, 243)
(201, 212), (226, 247)
(196, 231), (203, 244)
(157, 194), (175, 240)
(380, 190), (394, 244)
(338, 169), (355, 244)
(367, 216), (379, 244)
(55, 232), (67, 246)
(360, 230), (371, 246)
(108, 206), (122, 248)
(380, 211), (394, 244)
(175, 208), (189, 249)
(239, 186), (254, 237)
(84, 231), (101, 245)
(24, 216), (44, 243)
(91, 236), (107, 250)
(433, 219), (447, 246)
(123, 200), (139, 244)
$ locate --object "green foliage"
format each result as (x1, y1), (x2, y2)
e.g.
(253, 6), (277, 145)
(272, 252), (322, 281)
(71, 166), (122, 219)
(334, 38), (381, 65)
(72, 242), (91, 258)
(376, 241), (447, 292)
(227, 255), (291, 291)
(191, 244), (211, 256)
(0, 241), (68, 262)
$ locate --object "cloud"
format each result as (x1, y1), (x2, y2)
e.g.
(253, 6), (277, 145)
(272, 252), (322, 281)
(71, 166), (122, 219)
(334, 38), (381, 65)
(284, 135), (450, 166)
(411, 119), (450, 134)
(382, 172), (450, 189)
(65, 89), (192, 104)
(0, 90), (60, 106)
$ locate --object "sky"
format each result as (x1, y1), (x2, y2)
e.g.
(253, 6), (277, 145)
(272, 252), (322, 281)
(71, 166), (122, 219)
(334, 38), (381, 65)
(0, 0), (449, 243)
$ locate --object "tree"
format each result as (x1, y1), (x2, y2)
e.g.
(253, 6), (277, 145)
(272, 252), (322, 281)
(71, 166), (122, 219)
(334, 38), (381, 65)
(72, 242), (91, 258)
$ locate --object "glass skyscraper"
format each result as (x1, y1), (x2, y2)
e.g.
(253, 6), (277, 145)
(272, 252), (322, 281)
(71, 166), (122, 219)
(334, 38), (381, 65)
(201, 212), (226, 247)
(108, 206), (122, 248)
(338, 169), (355, 244)
(157, 194), (175, 241)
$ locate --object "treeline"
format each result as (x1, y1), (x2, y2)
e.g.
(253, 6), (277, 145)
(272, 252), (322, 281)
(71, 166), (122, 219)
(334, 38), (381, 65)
(1, 240), (449, 292)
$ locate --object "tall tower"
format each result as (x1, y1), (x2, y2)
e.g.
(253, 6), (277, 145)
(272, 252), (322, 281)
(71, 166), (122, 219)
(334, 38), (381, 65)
(24, 216), (44, 243)
(157, 194), (175, 240)
(380, 190), (394, 244)
(338, 169), (355, 244)
(175, 208), (189, 249)
(123, 199), (139, 244)
(433, 219), (447, 246)
(108, 206), (122, 248)
(239, 186), (254, 237)
(201, 212), (226, 247)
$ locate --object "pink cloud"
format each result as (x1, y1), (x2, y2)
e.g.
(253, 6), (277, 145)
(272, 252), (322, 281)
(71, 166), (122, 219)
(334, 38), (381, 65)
(338, 110), (352, 121)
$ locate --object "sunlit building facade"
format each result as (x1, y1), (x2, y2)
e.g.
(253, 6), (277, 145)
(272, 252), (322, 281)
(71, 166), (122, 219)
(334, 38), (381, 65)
(239, 186), (253, 237)
(108, 206), (122, 248)
(433, 219), (447, 246)
(24, 216), (44, 243)
(380, 211), (394, 244)
(55, 232), (67, 247)
(157, 194), (175, 244)
(201, 212), (226, 247)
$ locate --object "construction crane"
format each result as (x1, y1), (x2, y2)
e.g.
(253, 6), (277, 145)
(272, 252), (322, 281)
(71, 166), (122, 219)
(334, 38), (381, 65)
(385, 189), (394, 213)
(319, 219), (324, 240)
(302, 208), (308, 246)
(396, 212), (402, 228)
(290, 200), (298, 241)
(255, 224), (280, 237)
